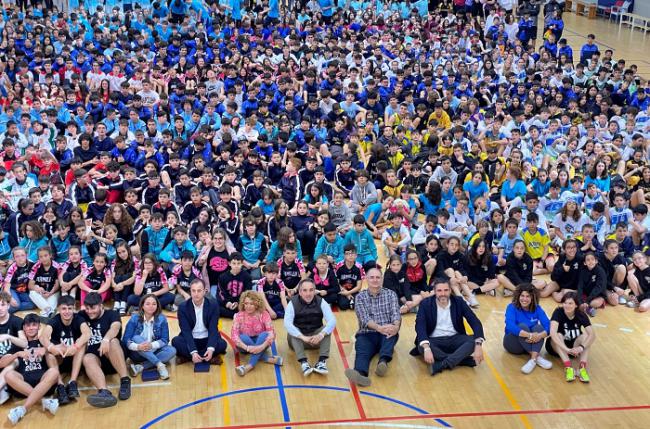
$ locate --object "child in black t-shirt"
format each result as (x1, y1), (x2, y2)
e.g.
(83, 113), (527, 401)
(42, 295), (89, 403)
(256, 264), (287, 319)
(544, 292), (594, 383)
(27, 247), (60, 318)
(335, 244), (365, 310)
(217, 253), (252, 319)
(278, 244), (305, 296)
(4, 313), (59, 425)
(310, 255), (340, 306)
(80, 253), (112, 307)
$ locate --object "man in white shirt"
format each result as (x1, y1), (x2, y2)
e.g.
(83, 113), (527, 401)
(411, 280), (485, 375)
(171, 279), (227, 365)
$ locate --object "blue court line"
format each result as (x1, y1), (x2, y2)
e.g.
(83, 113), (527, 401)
(140, 384), (453, 428)
(360, 391), (452, 428)
(271, 342), (291, 428)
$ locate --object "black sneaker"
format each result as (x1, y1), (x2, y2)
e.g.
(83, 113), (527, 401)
(56, 384), (70, 405)
(87, 389), (117, 408)
(66, 380), (80, 398)
(118, 376), (131, 400)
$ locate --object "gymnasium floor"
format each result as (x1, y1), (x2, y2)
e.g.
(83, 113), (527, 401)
(5, 12), (650, 429)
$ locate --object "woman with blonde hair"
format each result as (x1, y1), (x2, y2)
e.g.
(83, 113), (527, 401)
(231, 290), (283, 377)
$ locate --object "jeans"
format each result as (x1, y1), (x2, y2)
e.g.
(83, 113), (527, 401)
(9, 290), (35, 313)
(354, 331), (399, 376)
(238, 332), (271, 367)
(128, 335), (177, 369)
(503, 323), (545, 355)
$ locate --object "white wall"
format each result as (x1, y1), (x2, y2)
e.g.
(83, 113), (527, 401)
(633, 1), (650, 19)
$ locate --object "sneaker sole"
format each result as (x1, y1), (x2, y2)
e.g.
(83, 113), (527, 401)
(118, 391), (131, 401)
(344, 368), (371, 387)
(87, 395), (118, 408)
(375, 361), (388, 377)
(312, 368), (329, 375)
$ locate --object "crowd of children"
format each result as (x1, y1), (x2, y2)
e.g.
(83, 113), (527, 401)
(0, 0), (647, 424)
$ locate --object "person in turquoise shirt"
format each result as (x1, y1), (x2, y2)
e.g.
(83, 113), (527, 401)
(18, 221), (50, 263)
(318, 0), (335, 23)
(501, 167), (528, 208)
(230, 0), (243, 22)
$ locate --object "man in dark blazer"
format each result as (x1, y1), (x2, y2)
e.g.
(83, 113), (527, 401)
(172, 279), (227, 365)
(411, 279), (485, 375)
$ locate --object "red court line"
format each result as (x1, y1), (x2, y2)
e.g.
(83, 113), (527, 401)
(194, 404), (650, 429)
(331, 308), (366, 420)
(220, 332), (241, 367)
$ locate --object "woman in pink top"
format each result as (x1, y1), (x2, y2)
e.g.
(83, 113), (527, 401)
(231, 291), (283, 376)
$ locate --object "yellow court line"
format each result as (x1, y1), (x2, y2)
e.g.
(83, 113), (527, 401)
(218, 320), (231, 426)
(464, 321), (533, 429)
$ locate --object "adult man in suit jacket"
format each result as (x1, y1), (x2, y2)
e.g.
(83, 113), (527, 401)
(411, 279), (485, 375)
(172, 279), (228, 365)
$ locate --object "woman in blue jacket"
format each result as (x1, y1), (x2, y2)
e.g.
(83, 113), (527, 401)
(123, 294), (176, 380)
(503, 283), (553, 375)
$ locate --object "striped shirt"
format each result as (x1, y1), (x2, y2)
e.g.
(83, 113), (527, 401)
(355, 288), (401, 334)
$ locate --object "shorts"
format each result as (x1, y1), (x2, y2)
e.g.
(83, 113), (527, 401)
(59, 356), (74, 374)
(8, 373), (56, 397)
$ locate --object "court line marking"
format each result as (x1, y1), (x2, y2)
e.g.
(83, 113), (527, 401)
(563, 28), (615, 50)
(271, 342), (291, 428)
(191, 403), (650, 429)
(465, 321), (532, 429)
(619, 327), (634, 333)
(332, 312), (367, 420)
(139, 384), (447, 428)
(219, 320), (231, 426)
(592, 323), (608, 328)
(329, 423), (447, 429)
(331, 309), (452, 428)
(78, 381), (172, 391)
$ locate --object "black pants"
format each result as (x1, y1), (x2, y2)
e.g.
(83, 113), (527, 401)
(420, 334), (475, 369)
(171, 335), (227, 359)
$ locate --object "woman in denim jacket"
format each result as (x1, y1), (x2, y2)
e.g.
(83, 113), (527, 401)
(122, 294), (176, 380)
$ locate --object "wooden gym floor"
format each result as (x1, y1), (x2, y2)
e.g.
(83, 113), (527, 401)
(4, 12), (650, 429)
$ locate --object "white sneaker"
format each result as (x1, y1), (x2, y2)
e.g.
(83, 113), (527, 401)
(504, 289), (514, 297)
(157, 363), (169, 380)
(468, 293), (480, 308)
(521, 359), (537, 374)
(618, 295), (628, 305)
(113, 301), (121, 311)
(7, 406), (25, 425)
(0, 387), (9, 405)
(129, 363), (144, 377)
(536, 355), (553, 370)
(42, 398), (59, 415)
(301, 361), (313, 376)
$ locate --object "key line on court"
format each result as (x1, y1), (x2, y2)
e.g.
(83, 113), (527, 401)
(218, 320), (231, 426)
(465, 321), (533, 429)
(332, 308), (367, 420)
(271, 341), (291, 429)
(197, 403), (650, 429)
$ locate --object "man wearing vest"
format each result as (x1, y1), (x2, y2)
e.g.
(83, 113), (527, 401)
(284, 278), (337, 376)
